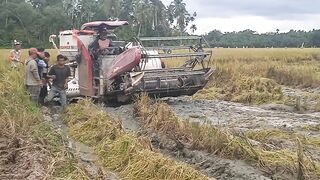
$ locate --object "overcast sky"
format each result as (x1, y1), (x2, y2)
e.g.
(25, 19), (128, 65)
(162, 0), (320, 34)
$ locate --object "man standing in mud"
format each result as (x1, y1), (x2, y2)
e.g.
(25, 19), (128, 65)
(24, 48), (42, 103)
(45, 55), (71, 107)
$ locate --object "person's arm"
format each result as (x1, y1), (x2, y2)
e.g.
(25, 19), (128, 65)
(8, 51), (15, 62)
(47, 66), (56, 80)
(64, 66), (71, 89)
(30, 61), (41, 85)
(38, 59), (47, 68)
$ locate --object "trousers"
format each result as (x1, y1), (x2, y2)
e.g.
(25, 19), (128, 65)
(45, 86), (67, 106)
(26, 85), (40, 103)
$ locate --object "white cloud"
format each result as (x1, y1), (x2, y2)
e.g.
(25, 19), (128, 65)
(161, 0), (320, 34)
(195, 15), (320, 35)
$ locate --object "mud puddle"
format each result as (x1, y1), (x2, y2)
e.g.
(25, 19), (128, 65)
(43, 107), (117, 179)
(162, 96), (320, 131)
(105, 105), (141, 133)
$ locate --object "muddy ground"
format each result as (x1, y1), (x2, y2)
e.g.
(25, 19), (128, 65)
(163, 96), (320, 131)
(106, 103), (272, 180)
(43, 107), (118, 179)
(106, 87), (320, 180)
(0, 136), (48, 180)
(6, 86), (317, 179)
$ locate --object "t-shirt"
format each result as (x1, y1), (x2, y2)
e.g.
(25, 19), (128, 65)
(24, 57), (40, 86)
(10, 49), (21, 62)
(42, 60), (49, 79)
(10, 49), (21, 68)
(48, 65), (71, 90)
(36, 58), (47, 78)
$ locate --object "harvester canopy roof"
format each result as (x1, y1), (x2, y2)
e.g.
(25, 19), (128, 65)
(81, 21), (129, 31)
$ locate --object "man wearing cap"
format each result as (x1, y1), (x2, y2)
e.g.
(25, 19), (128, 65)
(45, 54), (71, 107)
(9, 40), (22, 68)
(24, 48), (42, 103)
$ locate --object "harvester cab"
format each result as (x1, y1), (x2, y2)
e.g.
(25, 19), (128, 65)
(50, 21), (214, 103)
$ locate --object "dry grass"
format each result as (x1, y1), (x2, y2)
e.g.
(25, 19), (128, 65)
(1, 48), (320, 105)
(64, 99), (209, 180)
(134, 94), (320, 179)
(0, 60), (91, 179)
(0, 49), (58, 65)
(194, 68), (283, 104)
(164, 48), (320, 104)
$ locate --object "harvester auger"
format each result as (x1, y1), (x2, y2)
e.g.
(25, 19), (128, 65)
(50, 21), (214, 103)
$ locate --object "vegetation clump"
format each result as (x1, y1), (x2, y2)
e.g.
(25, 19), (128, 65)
(194, 68), (283, 104)
(64, 99), (209, 180)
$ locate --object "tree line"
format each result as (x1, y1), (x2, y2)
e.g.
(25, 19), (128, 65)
(0, 0), (196, 48)
(1, 0), (319, 48)
(205, 29), (320, 48)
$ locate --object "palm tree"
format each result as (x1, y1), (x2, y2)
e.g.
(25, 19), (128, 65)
(134, 0), (154, 36)
(168, 0), (192, 34)
(190, 24), (197, 34)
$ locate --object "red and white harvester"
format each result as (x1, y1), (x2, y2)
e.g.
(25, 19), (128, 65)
(49, 21), (214, 103)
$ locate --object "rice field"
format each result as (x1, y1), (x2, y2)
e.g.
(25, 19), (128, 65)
(1, 48), (320, 179)
(1, 47), (320, 63)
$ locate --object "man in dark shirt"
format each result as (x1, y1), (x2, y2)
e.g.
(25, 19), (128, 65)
(44, 54), (71, 107)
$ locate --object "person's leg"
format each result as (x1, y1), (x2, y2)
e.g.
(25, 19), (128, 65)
(27, 85), (40, 103)
(39, 85), (47, 105)
(58, 89), (67, 107)
(11, 61), (17, 69)
(44, 86), (57, 104)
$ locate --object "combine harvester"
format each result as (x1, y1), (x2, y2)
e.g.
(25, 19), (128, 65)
(50, 21), (213, 103)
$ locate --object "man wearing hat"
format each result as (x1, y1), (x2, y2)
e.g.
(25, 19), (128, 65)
(24, 48), (42, 103)
(8, 40), (22, 68)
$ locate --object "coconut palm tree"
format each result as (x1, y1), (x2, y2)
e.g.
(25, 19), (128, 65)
(167, 0), (193, 34)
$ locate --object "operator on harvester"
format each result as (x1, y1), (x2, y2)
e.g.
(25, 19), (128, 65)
(88, 27), (119, 84)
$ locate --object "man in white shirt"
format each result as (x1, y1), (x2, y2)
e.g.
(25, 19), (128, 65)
(9, 40), (22, 68)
